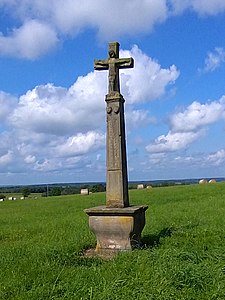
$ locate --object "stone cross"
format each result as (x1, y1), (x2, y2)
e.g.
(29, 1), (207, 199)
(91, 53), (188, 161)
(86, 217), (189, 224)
(85, 42), (147, 254)
(94, 42), (134, 208)
(94, 42), (134, 95)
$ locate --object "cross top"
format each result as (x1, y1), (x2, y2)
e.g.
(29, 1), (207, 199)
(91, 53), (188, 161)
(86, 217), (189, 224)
(94, 42), (134, 96)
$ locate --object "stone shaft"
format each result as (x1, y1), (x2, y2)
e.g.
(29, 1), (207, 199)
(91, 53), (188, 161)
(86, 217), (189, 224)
(106, 93), (129, 208)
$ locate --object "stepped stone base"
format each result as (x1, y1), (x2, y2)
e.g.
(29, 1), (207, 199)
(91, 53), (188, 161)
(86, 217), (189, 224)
(84, 205), (148, 253)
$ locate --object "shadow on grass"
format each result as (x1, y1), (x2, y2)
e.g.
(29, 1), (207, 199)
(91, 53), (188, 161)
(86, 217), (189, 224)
(141, 227), (173, 248)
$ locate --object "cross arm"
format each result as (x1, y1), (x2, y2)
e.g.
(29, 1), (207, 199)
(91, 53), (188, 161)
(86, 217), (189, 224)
(116, 57), (134, 69)
(94, 59), (109, 70)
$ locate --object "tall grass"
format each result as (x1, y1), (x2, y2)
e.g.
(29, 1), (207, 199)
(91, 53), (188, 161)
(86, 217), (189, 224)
(0, 184), (225, 299)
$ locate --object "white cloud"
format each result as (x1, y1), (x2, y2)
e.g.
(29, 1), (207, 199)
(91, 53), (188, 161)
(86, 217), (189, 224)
(149, 153), (166, 165)
(170, 97), (225, 132)
(56, 131), (105, 157)
(120, 46), (179, 103)
(146, 95), (225, 154)
(145, 150), (225, 177)
(138, 148), (225, 181)
(191, 0), (225, 15)
(96, 154), (101, 161)
(170, 0), (225, 15)
(125, 109), (154, 131)
(34, 158), (62, 172)
(146, 130), (203, 153)
(9, 80), (105, 136)
(0, 91), (17, 122)
(1, 0), (168, 36)
(207, 149), (225, 166)
(0, 20), (58, 59)
(199, 47), (225, 73)
(0, 151), (13, 166)
(0, 1), (168, 58)
(90, 0), (168, 39)
(24, 155), (36, 164)
(33, 155), (90, 172)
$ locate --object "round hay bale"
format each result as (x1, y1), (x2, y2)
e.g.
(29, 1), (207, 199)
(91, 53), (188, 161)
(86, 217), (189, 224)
(209, 179), (216, 184)
(146, 185), (152, 189)
(199, 179), (208, 184)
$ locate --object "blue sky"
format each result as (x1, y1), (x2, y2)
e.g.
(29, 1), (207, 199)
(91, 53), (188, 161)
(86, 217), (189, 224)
(1, 0), (225, 185)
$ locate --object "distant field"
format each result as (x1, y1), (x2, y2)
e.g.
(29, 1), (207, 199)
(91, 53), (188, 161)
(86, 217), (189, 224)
(0, 183), (225, 299)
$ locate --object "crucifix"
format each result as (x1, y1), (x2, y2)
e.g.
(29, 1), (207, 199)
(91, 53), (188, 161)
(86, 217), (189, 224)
(94, 42), (134, 95)
(94, 42), (134, 208)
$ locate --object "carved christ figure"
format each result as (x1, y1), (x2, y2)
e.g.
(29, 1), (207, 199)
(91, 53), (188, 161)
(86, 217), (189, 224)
(94, 43), (134, 95)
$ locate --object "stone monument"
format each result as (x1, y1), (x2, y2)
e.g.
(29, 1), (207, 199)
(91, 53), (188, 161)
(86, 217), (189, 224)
(85, 42), (148, 254)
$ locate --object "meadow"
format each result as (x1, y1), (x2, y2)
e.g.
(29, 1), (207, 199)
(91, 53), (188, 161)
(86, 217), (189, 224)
(0, 183), (225, 299)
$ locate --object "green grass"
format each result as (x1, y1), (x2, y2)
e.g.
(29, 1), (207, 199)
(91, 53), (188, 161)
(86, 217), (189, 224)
(0, 184), (225, 299)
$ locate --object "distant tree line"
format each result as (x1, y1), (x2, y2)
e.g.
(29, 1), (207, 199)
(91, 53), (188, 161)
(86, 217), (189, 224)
(0, 186), (47, 194)
(42, 184), (106, 197)
(0, 183), (106, 197)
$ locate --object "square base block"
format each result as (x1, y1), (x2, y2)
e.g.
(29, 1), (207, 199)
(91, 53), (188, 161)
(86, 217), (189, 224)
(84, 205), (148, 253)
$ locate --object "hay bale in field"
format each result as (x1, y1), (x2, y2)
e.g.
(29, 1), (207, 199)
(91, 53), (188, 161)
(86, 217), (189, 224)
(209, 179), (216, 183)
(137, 184), (144, 189)
(80, 188), (89, 195)
(199, 179), (208, 184)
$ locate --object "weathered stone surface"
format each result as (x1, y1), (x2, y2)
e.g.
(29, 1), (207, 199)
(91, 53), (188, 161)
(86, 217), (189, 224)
(94, 42), (133, 208)
(85, 205), (148, 252)
(84, 42), (148, 255)
(106, 93), (129, 208)
(94, 42), (134, 96)
(85, 205), (147, 215)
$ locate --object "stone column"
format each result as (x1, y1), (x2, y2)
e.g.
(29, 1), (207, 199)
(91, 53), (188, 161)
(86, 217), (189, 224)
(105, 93), (129, 208)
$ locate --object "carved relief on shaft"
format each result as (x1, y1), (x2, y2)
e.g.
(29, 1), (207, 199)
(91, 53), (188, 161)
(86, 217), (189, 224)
(106, 101), (121, 170)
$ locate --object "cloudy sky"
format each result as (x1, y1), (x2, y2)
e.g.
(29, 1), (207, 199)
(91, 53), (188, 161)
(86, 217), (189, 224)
(1, 0), (225, 185)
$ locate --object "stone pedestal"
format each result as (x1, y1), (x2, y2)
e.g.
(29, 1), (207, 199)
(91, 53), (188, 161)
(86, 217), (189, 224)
(84, 205), (148, 253)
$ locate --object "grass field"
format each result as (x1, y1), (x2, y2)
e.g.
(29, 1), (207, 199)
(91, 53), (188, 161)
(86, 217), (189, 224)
(0, 183), (225, 299)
